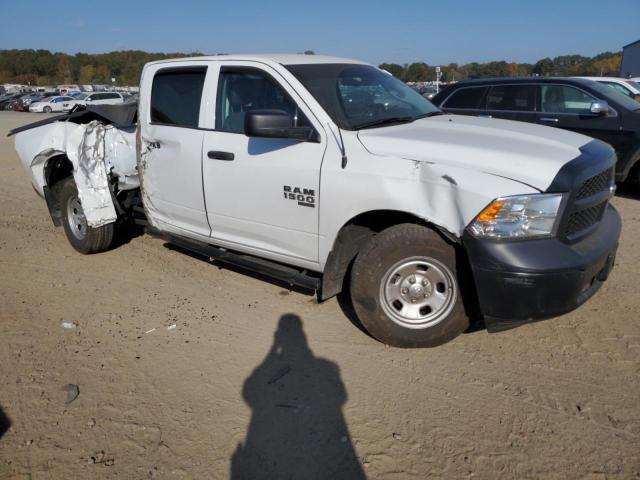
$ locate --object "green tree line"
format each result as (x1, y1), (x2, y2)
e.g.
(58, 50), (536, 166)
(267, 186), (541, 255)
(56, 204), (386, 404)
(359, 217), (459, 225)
(381, 51), (621, 82)
(0, 49), (622, 86)
(0, 49), (199, 86)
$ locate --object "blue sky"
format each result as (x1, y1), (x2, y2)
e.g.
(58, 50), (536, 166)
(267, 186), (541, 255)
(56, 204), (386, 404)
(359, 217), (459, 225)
(1, 0), (638, 65)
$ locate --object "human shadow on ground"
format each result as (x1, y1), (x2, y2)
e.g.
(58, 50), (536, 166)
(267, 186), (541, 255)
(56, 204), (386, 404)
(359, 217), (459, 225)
(231, 314), (366, 480)
(0, 405), (10, 439)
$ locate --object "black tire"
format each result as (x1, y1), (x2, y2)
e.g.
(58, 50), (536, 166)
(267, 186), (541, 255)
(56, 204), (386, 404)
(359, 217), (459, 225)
(350, 224), (468, 348)
(56, 177), (114, 254)
(43, 106), (52, 113)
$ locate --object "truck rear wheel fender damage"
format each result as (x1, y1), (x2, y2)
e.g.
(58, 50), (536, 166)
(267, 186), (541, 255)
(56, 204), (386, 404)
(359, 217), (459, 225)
(42, 153), (73, 225)
(320, 210), (461, 301)
(14, 118), (139, 229)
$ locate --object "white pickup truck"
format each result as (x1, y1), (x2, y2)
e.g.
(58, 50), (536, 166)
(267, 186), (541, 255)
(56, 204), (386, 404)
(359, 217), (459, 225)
(11, 54), (621, 347)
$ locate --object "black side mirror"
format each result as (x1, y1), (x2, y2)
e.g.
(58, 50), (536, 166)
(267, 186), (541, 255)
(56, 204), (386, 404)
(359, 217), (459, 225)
(244, 109), (317, 141)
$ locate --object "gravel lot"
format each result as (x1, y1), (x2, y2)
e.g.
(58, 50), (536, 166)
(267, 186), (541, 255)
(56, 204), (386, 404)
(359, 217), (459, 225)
(0, 112), (638, 479)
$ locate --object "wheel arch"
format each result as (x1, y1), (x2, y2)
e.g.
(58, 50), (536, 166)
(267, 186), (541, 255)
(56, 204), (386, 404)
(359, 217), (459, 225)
(31, 151), (74, 226)
(319, 209), (459, 301)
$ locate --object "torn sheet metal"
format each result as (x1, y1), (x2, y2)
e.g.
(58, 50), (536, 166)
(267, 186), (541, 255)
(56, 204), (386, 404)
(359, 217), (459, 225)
(14, 119), (137, 228)
(72, 122), (119, 226)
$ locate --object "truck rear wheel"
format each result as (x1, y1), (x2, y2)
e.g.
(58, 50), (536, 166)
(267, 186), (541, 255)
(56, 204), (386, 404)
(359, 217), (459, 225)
(57, 177), (114, 254)
(350, 224), (468, 348)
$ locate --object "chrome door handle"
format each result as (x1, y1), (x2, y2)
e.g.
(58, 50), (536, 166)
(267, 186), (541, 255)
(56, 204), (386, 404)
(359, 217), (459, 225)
(540, 117), (559, 123)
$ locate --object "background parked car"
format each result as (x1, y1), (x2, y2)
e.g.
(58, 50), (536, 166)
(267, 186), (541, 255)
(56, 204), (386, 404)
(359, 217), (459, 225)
(576, 76), (640, 101)
(62, 91), (124, 111)
(432, 77), (640, 183)
(17, 93), (45, 111)
(0, 93), (22, 110)
(29, 95), (74, 113)
(4, 94), (33, 111)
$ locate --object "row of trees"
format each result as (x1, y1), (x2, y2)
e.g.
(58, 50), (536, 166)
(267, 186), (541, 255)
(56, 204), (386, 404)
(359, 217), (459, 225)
(0, 50), (199, 86)
(380, 52), (622, 83)
(0, 49), (623, 86)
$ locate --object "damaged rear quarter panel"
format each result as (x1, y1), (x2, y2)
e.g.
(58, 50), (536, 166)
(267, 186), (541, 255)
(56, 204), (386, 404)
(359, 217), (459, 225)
(14, 120), (137, 227)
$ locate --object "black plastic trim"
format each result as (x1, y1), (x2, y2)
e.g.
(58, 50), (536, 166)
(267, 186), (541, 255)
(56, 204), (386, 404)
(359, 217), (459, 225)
(463, 205), (621, 332)
(164, 234), (321, 292)
(545, 139), (616, 193)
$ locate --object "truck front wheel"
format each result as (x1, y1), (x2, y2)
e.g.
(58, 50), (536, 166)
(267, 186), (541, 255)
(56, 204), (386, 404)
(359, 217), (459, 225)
(350, 224), (469, 348)
(57, 177), (114, 254)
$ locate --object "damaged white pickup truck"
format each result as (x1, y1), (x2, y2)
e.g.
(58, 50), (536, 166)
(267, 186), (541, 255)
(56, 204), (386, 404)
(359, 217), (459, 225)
(11, 54), (621, 347)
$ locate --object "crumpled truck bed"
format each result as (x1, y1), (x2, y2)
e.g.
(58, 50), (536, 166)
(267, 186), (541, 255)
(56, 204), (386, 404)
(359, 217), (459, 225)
(12, 115), (138, 227)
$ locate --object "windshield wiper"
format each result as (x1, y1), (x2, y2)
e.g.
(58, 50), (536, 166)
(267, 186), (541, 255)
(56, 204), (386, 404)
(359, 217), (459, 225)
(417, 111), (444, 118)
(354, 116), (415, 130)
(354, 111), (444, 130)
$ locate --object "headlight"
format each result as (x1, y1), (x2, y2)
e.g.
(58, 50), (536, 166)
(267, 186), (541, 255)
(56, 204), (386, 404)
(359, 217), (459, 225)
(469, 193), (565, 239)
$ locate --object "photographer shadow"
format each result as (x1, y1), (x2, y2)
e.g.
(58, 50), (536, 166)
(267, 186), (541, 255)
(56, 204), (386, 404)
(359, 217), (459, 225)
(231, 314), (366, 480)
(0, 406), (10, 439)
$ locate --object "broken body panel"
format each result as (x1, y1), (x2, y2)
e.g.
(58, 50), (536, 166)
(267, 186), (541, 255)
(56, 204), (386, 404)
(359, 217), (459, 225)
(13, 113), (138, 227)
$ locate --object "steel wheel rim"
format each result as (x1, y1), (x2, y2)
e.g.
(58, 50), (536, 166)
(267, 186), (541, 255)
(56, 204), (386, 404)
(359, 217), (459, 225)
(66, 195), (87, 241)
(379, 256), (457, 329)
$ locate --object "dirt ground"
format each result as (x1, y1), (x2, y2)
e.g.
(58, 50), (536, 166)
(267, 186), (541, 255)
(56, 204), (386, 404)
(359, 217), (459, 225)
(0, 112), (638, 479)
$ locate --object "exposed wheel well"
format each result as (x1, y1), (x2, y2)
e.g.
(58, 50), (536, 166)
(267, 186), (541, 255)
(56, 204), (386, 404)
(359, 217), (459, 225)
(42, 154), (74, 226)
(320, 210), (458, 301)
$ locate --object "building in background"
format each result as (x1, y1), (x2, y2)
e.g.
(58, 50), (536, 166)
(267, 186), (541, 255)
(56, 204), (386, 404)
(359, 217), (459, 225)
(620, 40), (640, 78)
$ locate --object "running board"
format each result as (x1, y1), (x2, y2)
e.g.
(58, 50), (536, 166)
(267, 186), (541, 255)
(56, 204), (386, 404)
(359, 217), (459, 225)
(164, 234), (321, 292)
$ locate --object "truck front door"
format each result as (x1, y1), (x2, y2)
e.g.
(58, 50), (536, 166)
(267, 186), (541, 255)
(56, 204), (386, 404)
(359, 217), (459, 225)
(201, 64), (326, 263)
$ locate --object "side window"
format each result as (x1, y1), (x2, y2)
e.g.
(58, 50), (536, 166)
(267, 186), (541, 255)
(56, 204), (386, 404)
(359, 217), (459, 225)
(486, 85), (535, 111)
(443, 86), (488, 109)
(215, 68), (310, 133)
(541, 85), (595, 114)
(601, 81), (631, 97)
(151, 67), (206, 128)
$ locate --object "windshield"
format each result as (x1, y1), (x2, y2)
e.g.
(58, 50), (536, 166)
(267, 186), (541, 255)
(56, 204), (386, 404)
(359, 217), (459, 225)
(286, 63), (440, 129)
(627, 80), (640, 91)
(588, 80), (640, 111)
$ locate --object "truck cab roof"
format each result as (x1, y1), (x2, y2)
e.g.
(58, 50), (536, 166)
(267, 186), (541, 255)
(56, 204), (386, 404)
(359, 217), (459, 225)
(145, 53), (367, 67)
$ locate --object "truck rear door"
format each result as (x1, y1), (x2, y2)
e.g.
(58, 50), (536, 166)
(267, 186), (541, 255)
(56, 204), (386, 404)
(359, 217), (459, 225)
(201, 62), (326, 264)
(138, 63), (211, 237)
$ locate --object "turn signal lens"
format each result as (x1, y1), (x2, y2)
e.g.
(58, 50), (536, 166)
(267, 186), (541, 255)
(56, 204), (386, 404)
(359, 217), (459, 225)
(476, 200), (505, 222)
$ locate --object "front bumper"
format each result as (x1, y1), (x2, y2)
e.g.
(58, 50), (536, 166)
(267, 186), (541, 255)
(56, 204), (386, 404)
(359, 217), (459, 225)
(463, 204), (621, 332)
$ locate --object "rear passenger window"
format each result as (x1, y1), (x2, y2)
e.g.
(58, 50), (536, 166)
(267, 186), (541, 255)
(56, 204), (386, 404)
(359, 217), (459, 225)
(486, 85), (535, 111)
(151, 67), (207, 128)
(443, 87), (488, 109)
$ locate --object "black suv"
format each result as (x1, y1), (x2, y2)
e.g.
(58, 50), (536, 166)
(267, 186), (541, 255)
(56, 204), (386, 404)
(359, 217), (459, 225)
(432, 78), (640, 183)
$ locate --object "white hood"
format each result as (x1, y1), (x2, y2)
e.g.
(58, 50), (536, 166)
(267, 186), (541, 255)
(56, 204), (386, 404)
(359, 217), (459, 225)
(357, 114), (593, 191)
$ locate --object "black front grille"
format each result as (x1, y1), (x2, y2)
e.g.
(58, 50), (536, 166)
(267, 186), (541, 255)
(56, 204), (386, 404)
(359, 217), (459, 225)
(563, 203), (607, 238)
(576, 168), (613, 199)
(561, 167), (613, 240)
